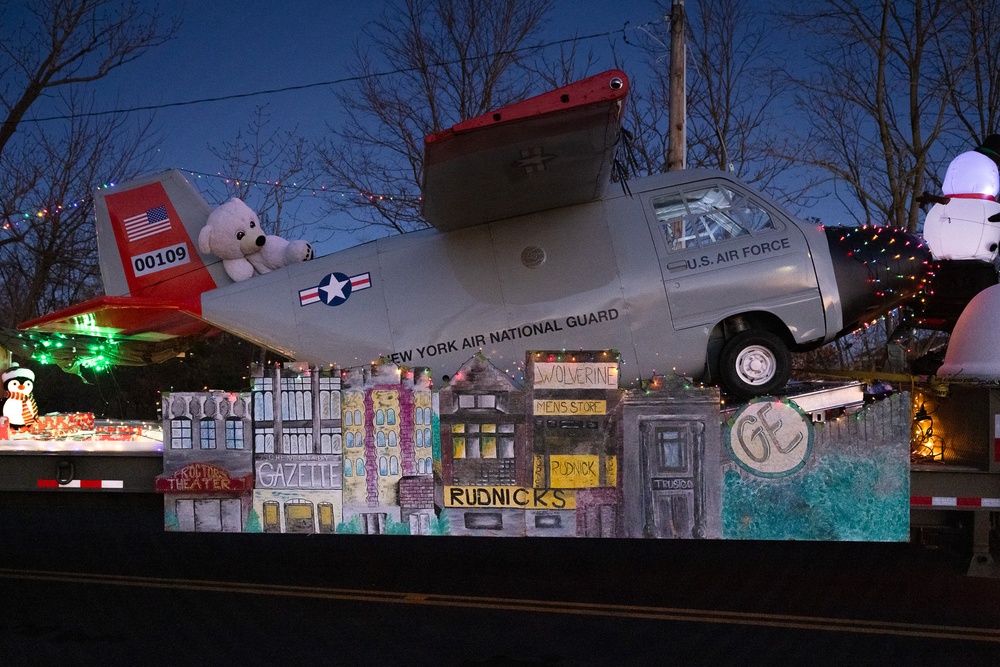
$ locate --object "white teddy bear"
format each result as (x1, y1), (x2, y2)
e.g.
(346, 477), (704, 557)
(198, 198), (313, 282)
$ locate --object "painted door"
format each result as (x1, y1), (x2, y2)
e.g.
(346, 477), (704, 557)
(263, 500), (280, 533)
(640, 417), (707, 539)
(284, 499), (315, 533)
(194, 499), (222, 532)
(318, 502), (335, 533)
(220, 498), (242, 532)
(581, 504), (617, 538)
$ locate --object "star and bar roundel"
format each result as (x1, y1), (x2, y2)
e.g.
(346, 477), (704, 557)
(298, 272), (371, 307)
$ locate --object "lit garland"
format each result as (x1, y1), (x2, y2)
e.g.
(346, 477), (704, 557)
(0, 328), (195, 376)
(3, 197), (93, 232)
(181, 169), (422, 203)
(0, 330), (118, 374)
(824, 224), (935, 336)
(3, 168), (423, 231)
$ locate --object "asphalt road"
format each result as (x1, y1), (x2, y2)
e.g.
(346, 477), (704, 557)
(0, 492), (998, 665)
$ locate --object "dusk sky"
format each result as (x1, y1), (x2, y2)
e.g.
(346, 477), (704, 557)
(37, 0), (663, 250)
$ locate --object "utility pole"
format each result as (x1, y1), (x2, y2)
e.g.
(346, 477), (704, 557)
(667, 0), (686, 171)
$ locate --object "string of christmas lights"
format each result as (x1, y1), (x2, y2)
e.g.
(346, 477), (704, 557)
(181, 169), (422, 203)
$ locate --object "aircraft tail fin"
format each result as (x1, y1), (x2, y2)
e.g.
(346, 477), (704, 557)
(96, 170), (231, 298)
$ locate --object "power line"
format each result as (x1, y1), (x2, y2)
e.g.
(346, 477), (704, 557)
(23, 26), (654, 124)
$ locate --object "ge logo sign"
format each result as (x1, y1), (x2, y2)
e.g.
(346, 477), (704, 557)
(726, 400), (812, 477)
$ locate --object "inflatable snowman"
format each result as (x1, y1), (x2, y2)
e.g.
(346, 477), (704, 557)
(922, 134), (1000, 262)
(2, 364), (38, 432)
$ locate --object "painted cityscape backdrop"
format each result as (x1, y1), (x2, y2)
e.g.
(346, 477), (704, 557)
(158, 351), (909, 541)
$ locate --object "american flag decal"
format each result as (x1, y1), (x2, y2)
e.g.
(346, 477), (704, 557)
(299, 272), (372, 307)
(123, 205), (171, 242)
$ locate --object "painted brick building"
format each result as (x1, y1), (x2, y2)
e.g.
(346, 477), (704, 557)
(526, 350), (623, 537)
(249, 365), (343, 534)
(158, 390), (253, 532)
(340, 362), (433, 534)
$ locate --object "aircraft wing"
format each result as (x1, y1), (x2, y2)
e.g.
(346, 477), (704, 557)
(421, 70), (629, 231)
(18, 295), (215, 342)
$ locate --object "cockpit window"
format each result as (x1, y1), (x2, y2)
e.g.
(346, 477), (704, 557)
(652, 185), (777, 251)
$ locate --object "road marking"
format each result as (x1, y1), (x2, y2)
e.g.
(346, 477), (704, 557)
(0, 567), (997, 643)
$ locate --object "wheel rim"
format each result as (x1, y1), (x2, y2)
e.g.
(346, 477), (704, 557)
(734, 344), (776, 386)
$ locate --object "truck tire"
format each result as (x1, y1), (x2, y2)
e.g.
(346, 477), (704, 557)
(718, 330), (791, 399)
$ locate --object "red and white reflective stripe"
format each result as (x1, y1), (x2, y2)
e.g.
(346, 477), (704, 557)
(944, 193), (998, 201)
(911, 496), (1000, 508)
(298, 286), (320, 306)
(994, 414), (1000, 463)
(37, 479), (124, 489)
(350, 272), (371, 290)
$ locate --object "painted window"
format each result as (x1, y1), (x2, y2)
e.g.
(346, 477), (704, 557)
(170, 418), (192, 449)
(415, 409), (423, 425)
(354, 409), (362, 426)
(387, 409), (396, 425)
(345, 411), (353, 426)
(453, 437), (466, 459)
(424, 428), (432, 447)
(416, 430), (424, 448)
(344, 459), (353, 476)
(464, 512), (503, 530)
(377, 431), (386, 447)
(465, 423), (480, 458)
(388, 431), (397, 447)
(376, 410), (385, 425)
(477, 394), (496, 409)
(199, 420), (216, 449)
(346, 432), (354, 448)
(499, 423), (515, 458)
(225, 419), (244, 450)
(356, 459), (365, 476)
(379, 456), (388, 476)
(423, 407), (432, 424)
(656, 427), (687, 471)
(500, 437), (515, 459)
(480, 424), (497, 458)
(389, 456), (399, 475)
(466, 437), (480, 458)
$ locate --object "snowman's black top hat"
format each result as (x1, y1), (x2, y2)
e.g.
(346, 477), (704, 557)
(977, 134), (1000, 166)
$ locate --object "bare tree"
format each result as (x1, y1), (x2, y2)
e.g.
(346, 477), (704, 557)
(317, 0), (553, 237)
(0, 0), (178, 158)
(206, 105), (320, 241)
(623, 0), (814, 205)
(943, 0), (1000, 147)
(0, 94), (158, 326)
(0, 1), (178, 328)
(788, 0), (965, 232)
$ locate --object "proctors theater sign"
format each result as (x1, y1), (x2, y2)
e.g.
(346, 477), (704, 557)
(155, 462), (254, 493)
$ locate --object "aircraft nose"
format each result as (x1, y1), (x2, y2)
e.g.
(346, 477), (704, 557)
(823, 225), (932, 334)
(256, 235), (265, 247)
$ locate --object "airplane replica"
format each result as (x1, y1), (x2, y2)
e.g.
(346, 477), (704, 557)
(20, 70), (934, 399)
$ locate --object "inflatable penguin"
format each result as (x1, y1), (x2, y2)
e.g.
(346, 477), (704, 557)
(923, 134), (1000, 262)
(2, 364), (38, 432)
